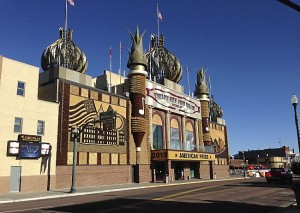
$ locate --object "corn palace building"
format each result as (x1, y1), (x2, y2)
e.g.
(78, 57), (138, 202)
(0, 26), (229, 193)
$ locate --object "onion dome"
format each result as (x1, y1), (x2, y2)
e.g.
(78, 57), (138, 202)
(210, 95), (224, 122)
(41, 28), (88, 74)
(146, 35), (182, 83)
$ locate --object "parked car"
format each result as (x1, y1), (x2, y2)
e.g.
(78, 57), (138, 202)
(265, 168), (293, 184)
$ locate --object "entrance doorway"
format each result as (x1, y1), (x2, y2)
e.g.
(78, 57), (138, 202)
(173, 162), (184, 180)
(190, 162), (200, 179)
(10, 166), (21, 192)
(154, 161), (164, 181)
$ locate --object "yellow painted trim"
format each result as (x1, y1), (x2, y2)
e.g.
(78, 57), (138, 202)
(151, 150), (215, 161)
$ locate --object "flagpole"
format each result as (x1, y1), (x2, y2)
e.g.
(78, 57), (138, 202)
(156, 3), (161, 80)
(149, 42), (152, 81)
(187, 65), (190, 96)
(110, 46), (112, 92)
(208, 72), (212, 121)
(63, 0), (68, 68)
(119, 41), (122, 84)
(65, 0), (68, 31)
(208, 73), (212, 98)
(157, 3), (160, 38)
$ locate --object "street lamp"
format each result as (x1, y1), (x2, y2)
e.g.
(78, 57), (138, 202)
(242, 151), (246, 177)
(70, 127), (78, 193)
(68, 118), (100, 193)
(291, 93), (300, 153)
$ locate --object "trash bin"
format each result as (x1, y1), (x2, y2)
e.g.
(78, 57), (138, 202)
(163, 174), (169, 183)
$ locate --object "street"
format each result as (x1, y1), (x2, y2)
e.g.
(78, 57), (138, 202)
(0, 177), (297, 213)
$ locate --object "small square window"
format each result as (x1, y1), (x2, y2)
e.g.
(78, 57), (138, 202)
(17, 81), (25, 96)
(37, 120), (45, 135)
(14, 117), (23, 133)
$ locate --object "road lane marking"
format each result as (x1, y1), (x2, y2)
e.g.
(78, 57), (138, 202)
(152, 185), (221, 201)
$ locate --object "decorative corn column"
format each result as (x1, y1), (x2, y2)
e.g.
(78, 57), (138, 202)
(194, 68), (211, 147)
(200, 98), (210, 146)
(127, 26), (148, 152)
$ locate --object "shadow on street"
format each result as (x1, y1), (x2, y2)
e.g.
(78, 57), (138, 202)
(40, 197), (291, 213)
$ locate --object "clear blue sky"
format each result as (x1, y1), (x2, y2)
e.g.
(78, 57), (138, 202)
(1, 0), (300, 155)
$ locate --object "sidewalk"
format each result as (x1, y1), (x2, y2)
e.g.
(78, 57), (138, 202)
(0, 176), (298, 212)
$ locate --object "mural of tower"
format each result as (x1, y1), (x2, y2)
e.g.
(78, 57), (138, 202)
(194, 68), (211, 146)
(127, 26), (148, 152)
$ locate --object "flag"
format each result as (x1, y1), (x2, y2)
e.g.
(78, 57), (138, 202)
(120, 41), (124, 49)
(157, 8), (163, 20)
(109, 46), (112, 59)
(68, 0), (75, 6)
(69, 99), (97, 128)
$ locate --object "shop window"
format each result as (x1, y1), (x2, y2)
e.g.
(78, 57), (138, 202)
(170, 127), (181, 150)
(152, 125), (163, 150)
(14, 117), (23, 133)
(37, 120), (45, 135)
(17, 81), (25, 96)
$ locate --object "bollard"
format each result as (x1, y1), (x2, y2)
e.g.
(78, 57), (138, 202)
(163, 174), (169, 183)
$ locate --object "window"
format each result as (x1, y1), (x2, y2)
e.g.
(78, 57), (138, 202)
(14, 117), (23, 133)
(37, 120), (45, 135)
(170, 128), (181, 150)
(185, 130), (195, 151)
(152, 125), (163, 150)
(17, 81), (25, 96)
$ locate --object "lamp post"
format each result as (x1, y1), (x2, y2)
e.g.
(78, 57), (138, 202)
(70, 127), (78, 193)
(69, 119), (100, 193)
(291, 93), (300, 153)
(242, 151), (246, 177)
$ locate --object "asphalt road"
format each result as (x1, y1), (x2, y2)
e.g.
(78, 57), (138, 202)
(0, 177), (297, 213)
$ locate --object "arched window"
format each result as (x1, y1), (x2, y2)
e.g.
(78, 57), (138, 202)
(152, 114), (163, 150)
(185, 122), (195, 151)
(170, 118), (181, 150)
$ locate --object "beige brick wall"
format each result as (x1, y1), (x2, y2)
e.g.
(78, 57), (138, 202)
(0, 56), (59, 193)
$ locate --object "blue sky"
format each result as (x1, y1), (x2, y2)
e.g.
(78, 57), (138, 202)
(1, 0), (300, 155)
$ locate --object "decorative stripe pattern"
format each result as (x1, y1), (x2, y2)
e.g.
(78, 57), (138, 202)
(129, 76), (146, 95)
(131, 117), (146, 133)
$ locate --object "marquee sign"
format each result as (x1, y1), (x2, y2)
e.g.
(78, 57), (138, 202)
(146, 82), (201, 118)
(18, 134), (42, 142)
(151, 150), (215, 161)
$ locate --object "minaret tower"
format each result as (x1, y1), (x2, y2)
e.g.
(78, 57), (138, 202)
(127, 27), (148, 183)
(194, 68), (211, 146)
(127, 26), (148, 152)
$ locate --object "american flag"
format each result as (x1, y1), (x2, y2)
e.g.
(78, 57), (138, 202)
(68, 0), (75, 6)
(68, 99), (97, 128)
(157, 9), (163, 21)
